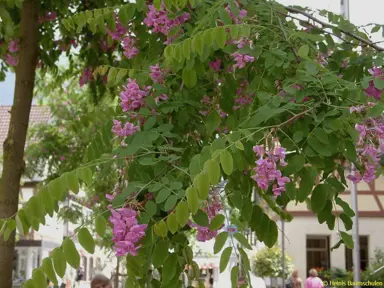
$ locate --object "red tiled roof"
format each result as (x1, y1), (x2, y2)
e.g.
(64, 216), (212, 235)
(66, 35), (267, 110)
(0, 105), (51, 152)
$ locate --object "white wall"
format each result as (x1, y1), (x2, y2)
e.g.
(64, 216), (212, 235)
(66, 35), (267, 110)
(281, 217), (384, 279)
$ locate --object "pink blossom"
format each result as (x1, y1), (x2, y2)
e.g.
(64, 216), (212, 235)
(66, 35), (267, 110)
(149, 64), (165, 83)
(144, 5), (190, 43)
(45, 11), (57, 22)
(8, 40), (19, 53)
(5, 54), (18, 66)
(112, 120), (139, 137)
(109, 208), (147, 256)
(120, 79), (151, 112)
(79, 67), (93, 87)
(107, 14), (128, 40)
(224, 2), (247, 24)
(209, 59), (222, 72)
(60, 156), (66, 161)
(122, 36), (139, 59)
(155, 94), (168, 104)
(252, 144), (290, 196)
(364, 67), (384, 100)
(232, 52), (254, 69)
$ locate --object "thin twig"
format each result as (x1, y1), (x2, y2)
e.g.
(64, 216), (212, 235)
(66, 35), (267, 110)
(283, 6), (384, 51)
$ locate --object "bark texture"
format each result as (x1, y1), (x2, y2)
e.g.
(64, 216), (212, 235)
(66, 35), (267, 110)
(0, 1), (39, 287)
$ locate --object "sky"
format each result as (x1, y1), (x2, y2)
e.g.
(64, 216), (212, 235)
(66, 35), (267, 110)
(1, 0), (383, 105)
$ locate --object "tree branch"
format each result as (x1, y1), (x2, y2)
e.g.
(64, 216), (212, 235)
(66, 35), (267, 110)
(283, 6), (384, 52)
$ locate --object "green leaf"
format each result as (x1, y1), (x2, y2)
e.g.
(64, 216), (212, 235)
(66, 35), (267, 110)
(238, 248), (251, 271)
(297, 167), (317, 202)
(235, 141), (244, 151)
(66, 172), (79, 194)
(76, 168), (93, 186)
(204, 159), (221, 185)
(214, 232), (228, 254)
(367, 103), (384, 118)
(231, 266), (239, 288)
(331, 239), (343, 251)
(145, 201), (157, 217)
(42, 258), (57, 285)
(15, 215), (24, 235)
(205, 110), (221, 135)
(234, 233), (252, 250)
(115, 69), (127, 84)
(23, 280), (35, 288)
(284, 154), (305, 175)
(192, 33), (204, 55)
(164, 195), (178, 211)
(192, 209), (209, 227)
(176, 201), (190, 227)
(314, 128), (329, 144)
(156, 188), (171, 204)
(32, 269), (46, 288)
(48, 178), (65, 201)
(144, 116), (157, 131)
(215, 27), (227, 49)
(218, 7), (232, 25)
(264, 220), (278, 248)
(186, 187), (199, 214)
(152, 240), (169, 268)
(196, 173), (210, 199)
(343, 140), (357, 162)
(374, 78), (384, 90)
(154, 220), (168, 238)
(182, 69), (197, 88)
(311, 184), (329, 213)
(340, 231), (354, 249)
(220, 150), (233, 175)
(95, 215), (107, 237)
(63, 238), (80, 269)
(52, 248), (66, 278)
(167, 213), (178, 234)
(308, 138), (331, 156)
(162, 253), (177, 284)
(107, 67), (118, 84)
(209, 214), (225, 231)
(335, 197), (355, 217)
(220, 247), (232, 272)
(298, 45), (309, 58)
(78, 228), (95, 254)
(340, 213), (353, 230)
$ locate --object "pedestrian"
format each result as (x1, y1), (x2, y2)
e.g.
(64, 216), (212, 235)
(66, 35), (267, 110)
(304, 269), (324, 288)
(287, 270), (303, 288)
(91, 274), (112, 288)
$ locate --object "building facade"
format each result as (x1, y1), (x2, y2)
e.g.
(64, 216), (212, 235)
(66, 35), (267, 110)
(283, 178), (384, 279)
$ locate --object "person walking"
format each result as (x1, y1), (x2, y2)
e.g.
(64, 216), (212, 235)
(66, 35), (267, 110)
(91, 274), (112, 288)
(304, 269), (324, 288)
(287, 270), (303, 288)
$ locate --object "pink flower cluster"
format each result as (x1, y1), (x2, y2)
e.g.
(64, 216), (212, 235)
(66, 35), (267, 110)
(112, 120), (139, 137)
(224, 1), (247, 24)
(8, 40), (19, 53)
(106, 183), (120, 202)
(189, 191), (224, 242)
(79, 67), (93, 87)
(120, 79), (151, 112)
(109, 208), (147, 256)
(231, 53), (254, 69)
(252, 145), (290, 196)
(107, 14), (128, 40)
(199, 96), (227, 119)
(364, 67), (384, 100)
(122, 36), (139, 59)
(3, 39), (19, 66)
(149, 64), (165, 83)
(234, 81), (254, 110)
(347, 114), (384, 184)
(209, 59), (222, 72)
(144, 4), (190, 44)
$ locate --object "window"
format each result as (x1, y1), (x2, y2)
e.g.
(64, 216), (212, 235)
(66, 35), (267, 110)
(306, 236), (330, 275)
(346, 236), (369, 271)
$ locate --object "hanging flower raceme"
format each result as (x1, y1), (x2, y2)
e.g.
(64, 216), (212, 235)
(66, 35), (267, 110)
(107, 14), (128, 40)
(364, 67), (384, 100)
(122, 36), (139, 59)
(209, 59), (222, 72)
(5, 54), (18, 66)
(111, 120), (139, 137)
(348, 106), (384, 183)
(233, 81), (254, 110)
(149, 64), (165, 83)
(189, 190), (224, 242)
(79, 67), (93, 87)
(144, 4), (190, 43)
(109, 207), (147, 256)
(252, 144), (290, 196)
(231, 52), (254, 69)
(224, 1), (247, 24)
(8, 40), (19, 53)
(120, 79), (152, 112)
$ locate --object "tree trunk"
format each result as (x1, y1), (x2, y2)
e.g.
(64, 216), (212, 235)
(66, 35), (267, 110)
(0, 1), (39, 287)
